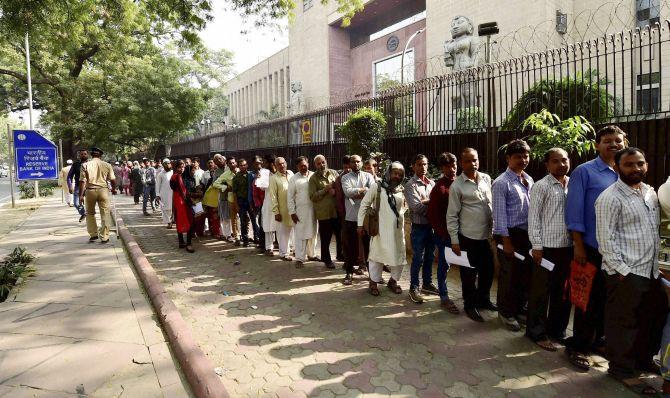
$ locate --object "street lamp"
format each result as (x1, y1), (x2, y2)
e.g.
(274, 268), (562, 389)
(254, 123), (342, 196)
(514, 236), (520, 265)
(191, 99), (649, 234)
(401, 28), (425, 85)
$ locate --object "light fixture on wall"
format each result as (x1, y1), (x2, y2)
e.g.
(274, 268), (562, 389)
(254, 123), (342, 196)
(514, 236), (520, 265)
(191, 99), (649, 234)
(556, 10), (568, 34)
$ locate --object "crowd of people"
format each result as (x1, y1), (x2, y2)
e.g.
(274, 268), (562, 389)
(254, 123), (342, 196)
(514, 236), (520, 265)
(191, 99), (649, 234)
(65, 124), (670, 396)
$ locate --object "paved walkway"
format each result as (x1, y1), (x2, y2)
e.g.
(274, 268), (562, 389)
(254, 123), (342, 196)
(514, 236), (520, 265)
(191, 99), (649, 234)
(0, 196), (191, 397)
(115, 194), (655, 398)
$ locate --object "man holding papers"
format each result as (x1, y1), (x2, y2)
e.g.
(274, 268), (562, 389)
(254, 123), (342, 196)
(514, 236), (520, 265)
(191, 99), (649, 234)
(526, 148), (573, 352)
(447, 148), (496, 323)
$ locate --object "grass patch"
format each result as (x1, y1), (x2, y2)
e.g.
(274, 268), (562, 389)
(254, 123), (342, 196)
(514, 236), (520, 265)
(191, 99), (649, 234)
(0, 247), (35, 302)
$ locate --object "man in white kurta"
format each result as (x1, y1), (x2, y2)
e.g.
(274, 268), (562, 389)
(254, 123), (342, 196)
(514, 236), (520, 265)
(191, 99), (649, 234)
(259, 156), (277, 255)
(357, 162), (407, 296)
(155, 159), (174, 228)
(288, 157), (317, 267)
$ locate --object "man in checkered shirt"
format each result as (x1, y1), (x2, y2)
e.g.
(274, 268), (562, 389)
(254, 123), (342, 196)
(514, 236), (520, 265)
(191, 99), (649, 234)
(596, 147), (667, 391)
(525, 148), (573, 352)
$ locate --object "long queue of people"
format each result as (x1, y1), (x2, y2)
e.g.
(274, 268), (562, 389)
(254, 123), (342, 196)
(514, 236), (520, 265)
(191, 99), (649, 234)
(68, 124), (670, 396)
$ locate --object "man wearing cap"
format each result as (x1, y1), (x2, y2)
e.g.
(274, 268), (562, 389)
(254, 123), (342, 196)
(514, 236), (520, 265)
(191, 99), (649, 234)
(155, 158), (174, 229)
(78, 147), (116, 243)
(59, 159), (74, 206)
(141, 157), (157, 216)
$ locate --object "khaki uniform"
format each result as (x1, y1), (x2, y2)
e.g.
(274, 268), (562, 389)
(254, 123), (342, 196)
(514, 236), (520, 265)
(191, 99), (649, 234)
(81, 157), (116, 240)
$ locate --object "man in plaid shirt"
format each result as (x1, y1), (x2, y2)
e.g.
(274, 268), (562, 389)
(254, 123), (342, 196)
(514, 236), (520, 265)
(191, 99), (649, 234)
(492, 139), (534, 332)
(525, 148), (573, 352)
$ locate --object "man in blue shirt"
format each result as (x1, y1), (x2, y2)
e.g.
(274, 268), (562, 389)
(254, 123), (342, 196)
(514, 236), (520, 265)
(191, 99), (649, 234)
(493, 140), (534, 332)
(564, 125), (625, 371)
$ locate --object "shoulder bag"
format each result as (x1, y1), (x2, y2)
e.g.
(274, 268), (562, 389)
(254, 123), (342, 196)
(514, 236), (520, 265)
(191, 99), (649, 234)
(363, 184), (382, 237)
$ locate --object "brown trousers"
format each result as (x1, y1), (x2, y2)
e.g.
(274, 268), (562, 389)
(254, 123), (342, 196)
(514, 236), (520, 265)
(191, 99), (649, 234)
(85, 187), (112, 240)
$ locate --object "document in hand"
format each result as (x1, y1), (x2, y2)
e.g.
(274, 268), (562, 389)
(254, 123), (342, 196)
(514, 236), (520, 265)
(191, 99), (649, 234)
(528, 250), (555, 271)
(444, 248), (474, 268)
(256, 169), (270, 189)
(496, 244), (525, 260)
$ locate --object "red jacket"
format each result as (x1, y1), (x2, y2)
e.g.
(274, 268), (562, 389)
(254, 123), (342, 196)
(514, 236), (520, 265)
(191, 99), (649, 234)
(427, 176), (455, 240)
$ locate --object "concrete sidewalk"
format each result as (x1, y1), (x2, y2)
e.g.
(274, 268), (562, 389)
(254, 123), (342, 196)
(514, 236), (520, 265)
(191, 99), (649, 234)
(0, 196), (191, 397)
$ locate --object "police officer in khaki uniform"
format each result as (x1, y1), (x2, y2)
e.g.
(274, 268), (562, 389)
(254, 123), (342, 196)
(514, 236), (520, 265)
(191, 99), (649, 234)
(78, 147), (116, 243)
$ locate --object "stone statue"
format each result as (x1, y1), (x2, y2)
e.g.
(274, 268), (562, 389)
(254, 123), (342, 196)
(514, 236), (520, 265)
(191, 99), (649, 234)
(444, 15), (480, 71)
(444, 15), (481, 109)
(288, 82), (305, 116)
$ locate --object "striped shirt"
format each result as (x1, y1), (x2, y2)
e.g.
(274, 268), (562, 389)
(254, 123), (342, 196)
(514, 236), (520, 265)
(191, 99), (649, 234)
(595, 179), (660, 278)
(528, 174), (572, 250)
(492, 168), (534, 236)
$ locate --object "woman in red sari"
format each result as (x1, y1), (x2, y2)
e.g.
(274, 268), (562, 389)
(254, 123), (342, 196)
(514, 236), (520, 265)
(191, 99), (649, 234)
(170, 160), (196, 252)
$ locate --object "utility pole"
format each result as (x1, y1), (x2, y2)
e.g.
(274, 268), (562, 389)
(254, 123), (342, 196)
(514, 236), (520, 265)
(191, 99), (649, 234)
(7, 124), (15, 208)
(25, 32), (39, 198)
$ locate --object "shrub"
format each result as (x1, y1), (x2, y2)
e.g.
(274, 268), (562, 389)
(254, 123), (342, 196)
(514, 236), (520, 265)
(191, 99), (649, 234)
(18, 181), (57, 199)
(340, 107), (387, 159)
(502, 109), (596, 160)
(0, 247), (35, 302)
(456, 107), (486, 131)
(502, 70), (613, 130)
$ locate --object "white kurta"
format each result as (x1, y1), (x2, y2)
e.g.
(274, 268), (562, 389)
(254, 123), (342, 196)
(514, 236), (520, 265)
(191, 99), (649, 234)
(155, 169), (173, 210)
(288, 171), (317, 239)
(260, 171), (277, 233)
(357, 182), (407, 266)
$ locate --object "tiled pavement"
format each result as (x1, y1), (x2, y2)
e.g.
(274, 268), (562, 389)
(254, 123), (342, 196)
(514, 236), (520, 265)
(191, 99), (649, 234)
(115, 194), (653, 398)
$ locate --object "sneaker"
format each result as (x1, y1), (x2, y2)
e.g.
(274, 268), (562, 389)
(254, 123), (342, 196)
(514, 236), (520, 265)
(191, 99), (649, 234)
(408, 287), (424, 304)
(498, 314), (521, 332)
(343, 274), (353, 285)
(421, 283), (440, 295)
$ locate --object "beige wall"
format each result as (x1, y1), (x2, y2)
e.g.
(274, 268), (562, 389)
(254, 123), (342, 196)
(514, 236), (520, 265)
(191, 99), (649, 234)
(225, 47), (290, 126)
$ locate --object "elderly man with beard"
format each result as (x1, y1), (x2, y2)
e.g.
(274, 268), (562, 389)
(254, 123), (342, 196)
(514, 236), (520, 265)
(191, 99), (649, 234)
(358, 162), (407, 296)
(155, 159), (174, 229)
(596, 148), (667, 394)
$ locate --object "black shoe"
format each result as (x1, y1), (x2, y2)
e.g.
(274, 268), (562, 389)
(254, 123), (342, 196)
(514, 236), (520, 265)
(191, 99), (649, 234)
(143, 211), (150, 216)
(343, 274), (353, 285)
(408, 287), (424, 304)
(325, 262), (336, 269)
(465, 307), (485, 322)
(79, 215), (86, 222)
(100, 239), (109, 244)
(88, 236), (98, 242)
(242, 242), (250, 247)
(353, 267), (365, 276)
(421, 283), (440, 295)
(478, 301), (498, 311)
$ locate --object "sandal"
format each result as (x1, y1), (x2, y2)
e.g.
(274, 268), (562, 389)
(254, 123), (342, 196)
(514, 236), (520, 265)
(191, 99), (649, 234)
(535, 338), (557, 352)
(620, 377), (662, 396)
(566, 348), (590, 372)
(440, 298), (460, 314)
(369, 282), (380, 296)
(387, 278), (402, 294)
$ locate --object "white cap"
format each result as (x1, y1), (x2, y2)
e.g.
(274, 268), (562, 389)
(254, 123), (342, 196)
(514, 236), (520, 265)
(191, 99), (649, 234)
(66, 159), (73, 165)
(162, 158), (170, 164)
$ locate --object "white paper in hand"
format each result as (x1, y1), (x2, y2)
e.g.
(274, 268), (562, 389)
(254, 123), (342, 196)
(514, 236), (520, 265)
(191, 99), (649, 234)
(444, 248), (474, 268)
(528, 250), (555, 271)
(256, 169), (270, 189)
(496, 244), (525, 260)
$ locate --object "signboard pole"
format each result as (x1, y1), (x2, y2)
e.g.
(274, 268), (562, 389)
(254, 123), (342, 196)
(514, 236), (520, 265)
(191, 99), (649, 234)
(25, 33), (38, 198)
(59, 139), (64, 203)
(6, 125), (15, 208)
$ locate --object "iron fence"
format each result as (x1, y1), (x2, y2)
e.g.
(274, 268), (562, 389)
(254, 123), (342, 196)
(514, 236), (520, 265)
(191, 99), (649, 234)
(167, 22), (670, 185)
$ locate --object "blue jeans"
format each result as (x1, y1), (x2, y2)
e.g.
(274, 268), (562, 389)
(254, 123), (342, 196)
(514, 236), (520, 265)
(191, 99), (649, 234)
(237, 198), (259, 243)
(410, 224), (435, 289)
(434, 235), (451, 300)
(143, 184), (156, 211)
(73, 185), (86, 216)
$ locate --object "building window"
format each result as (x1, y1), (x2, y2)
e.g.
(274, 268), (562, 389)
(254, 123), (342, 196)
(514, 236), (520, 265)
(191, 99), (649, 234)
(636, 0), (660, 28)
(303, 0), (313, 11)
(373, 50), (414, 95)
(636, 72), (660, 113)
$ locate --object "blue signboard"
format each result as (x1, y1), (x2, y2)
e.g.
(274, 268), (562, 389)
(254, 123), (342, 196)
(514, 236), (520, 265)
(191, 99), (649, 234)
(13, 130), (59, 181)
